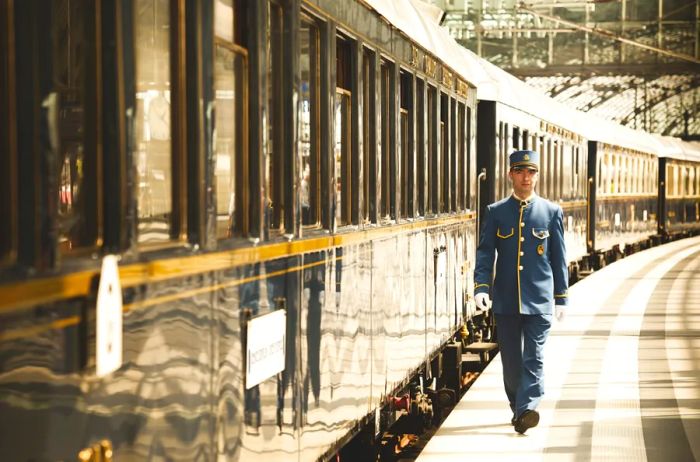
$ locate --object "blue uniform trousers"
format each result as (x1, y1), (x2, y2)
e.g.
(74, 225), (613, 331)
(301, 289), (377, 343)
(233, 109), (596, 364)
(495, 313), (552, 418)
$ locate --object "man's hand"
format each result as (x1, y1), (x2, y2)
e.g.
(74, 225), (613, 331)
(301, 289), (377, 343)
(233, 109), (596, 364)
(555, 306), (565, 321)
(475, 293), (491, 311)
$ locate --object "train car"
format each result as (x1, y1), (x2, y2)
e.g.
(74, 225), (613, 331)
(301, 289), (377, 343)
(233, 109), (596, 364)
(0, 0), (483, 460)
(582, 116), (660, 266)
(655, 136), (700, 238)
(464, 48), (589, 280)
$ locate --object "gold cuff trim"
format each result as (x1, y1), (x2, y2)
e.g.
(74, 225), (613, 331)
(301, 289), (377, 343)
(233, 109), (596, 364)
(474, 283), (490, 290)
(554, 294), (568, 298)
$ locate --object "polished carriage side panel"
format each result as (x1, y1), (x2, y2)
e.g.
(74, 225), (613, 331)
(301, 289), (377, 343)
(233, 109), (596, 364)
(218, 256), (302, 462)
(0, 274), (218, 461)
(594, 196), (658, 254)
(299, 244), (373, 461)
(561, 203), (588, 266)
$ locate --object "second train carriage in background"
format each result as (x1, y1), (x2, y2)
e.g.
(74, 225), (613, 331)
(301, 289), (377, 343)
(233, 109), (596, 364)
(582, 116), (660, 266)
(656, 136), (700, 237)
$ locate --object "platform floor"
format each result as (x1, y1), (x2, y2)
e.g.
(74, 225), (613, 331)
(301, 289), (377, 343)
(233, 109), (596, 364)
(417, 236), (700, 462)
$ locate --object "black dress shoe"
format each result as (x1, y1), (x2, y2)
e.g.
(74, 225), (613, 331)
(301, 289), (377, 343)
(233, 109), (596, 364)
(514, 409), (540, 434)
(511, 416), (516, 426)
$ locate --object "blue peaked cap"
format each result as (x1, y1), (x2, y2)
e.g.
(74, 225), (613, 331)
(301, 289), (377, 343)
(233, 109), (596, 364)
(509, 150), (539, 171)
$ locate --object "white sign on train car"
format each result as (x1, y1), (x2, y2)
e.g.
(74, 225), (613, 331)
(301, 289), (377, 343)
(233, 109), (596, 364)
(246, 309), (286, 389)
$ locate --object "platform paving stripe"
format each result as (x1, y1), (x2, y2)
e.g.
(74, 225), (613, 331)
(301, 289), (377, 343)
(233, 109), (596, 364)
(543, 238), (700, 462)
(590, 243), (700, 462)
(639, 253), (700, 462)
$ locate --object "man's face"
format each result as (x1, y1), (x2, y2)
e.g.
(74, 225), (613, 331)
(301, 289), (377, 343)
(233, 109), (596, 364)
(509, 167), (538, 197)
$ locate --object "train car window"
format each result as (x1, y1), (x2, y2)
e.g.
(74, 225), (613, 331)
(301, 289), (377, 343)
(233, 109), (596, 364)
(362, 47), (377, 223)
(688, 166), (695, 196)
(466, 105), (473, 209)
(611, 152), (617, 194)
(427, 85), (437, 213)
(501, 123), (510, 199)
(440, 92), (449, 213)
(638, 157), (644, 194)
(457, 102), (465, 210)
(379, 59), (393, 220)
(214, 0), (248, 238)
(542, 138), (550, 198)
(536, 135), (544, 196)
(399, 70), (412, 219)
(44, 1), (101, 253)
(134, 0), (175, 244)
(416, 78), (425, 216)
(497, 122), (504, 198)
(667, 164), (674, 197)
(627, 156), (633, 194)
(548, 138), (555, 198)
(300, 15), (321, 227)
(267, 1), (285, 231)
(550, 139), (557, 199)
(563, 142), (572, 199)
(696, 166), (700, 197)
(335, 35), (353, 226)
(0, 3), (16, 263)
(573, 145), (579, 197)
(512, 126), (520, 150)
(449, 97), (457, 212)
(673, 165), (679, 197)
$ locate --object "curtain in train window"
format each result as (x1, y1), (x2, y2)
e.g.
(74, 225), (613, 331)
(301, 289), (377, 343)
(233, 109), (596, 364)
(134, 0), (172, 243)
(51, 0), (100, 253)
(301, 16), (320, 226)
(214, 0), (248, 238)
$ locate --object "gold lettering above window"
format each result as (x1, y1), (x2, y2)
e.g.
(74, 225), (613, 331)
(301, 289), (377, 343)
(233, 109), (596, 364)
(425, 55), (437, 79)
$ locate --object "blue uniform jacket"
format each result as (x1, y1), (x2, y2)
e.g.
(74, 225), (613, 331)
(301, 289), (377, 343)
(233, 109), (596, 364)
(474, 194), (569, 315)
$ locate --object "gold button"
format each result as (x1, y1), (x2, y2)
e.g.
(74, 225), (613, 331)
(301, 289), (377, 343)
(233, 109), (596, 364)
(520, 252), (524, 256)
(520, 222), (525, 227)
(519, 265), (523, 270)
(520, 237), (524, 242)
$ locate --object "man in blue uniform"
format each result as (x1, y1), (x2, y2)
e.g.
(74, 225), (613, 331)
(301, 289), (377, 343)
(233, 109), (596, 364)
(474, 150), (568, 434)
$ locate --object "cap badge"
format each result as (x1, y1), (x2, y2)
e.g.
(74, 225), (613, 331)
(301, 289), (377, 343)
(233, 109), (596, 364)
(523, 154), (530, 161)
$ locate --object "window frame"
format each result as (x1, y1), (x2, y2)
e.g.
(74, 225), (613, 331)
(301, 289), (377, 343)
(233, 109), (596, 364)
(299, 12), (322, 228)
(213, 0), (250, 239)
(0, 1), (17, 265)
